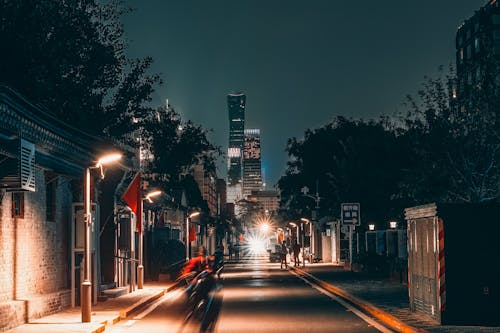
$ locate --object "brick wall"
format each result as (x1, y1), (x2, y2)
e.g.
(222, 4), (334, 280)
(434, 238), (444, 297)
(0, 169), (74, 331)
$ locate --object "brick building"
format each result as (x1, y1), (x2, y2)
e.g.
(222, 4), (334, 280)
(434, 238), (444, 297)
(0, 86), (121, 331)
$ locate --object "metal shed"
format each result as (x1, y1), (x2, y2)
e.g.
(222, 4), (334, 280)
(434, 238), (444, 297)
(405, 203), (500, 326)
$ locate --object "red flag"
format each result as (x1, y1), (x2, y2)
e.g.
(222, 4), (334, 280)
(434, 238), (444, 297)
(189, 224), (197, 242)
(122, 173), (142, 233)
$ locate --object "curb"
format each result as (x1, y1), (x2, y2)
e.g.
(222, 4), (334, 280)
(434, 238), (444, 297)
(118, 281), (183, 319)
(290, 266), (428, 333)
(91, 324), (106, 333)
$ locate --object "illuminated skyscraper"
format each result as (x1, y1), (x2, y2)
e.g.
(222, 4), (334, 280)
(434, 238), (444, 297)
(243, 129), (262, 197)
(227, 93), (245, 203)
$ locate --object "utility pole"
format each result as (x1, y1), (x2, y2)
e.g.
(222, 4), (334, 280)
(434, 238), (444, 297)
(301, 180), (320, 262)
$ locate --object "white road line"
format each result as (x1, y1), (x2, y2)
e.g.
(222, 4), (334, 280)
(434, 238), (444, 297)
(291, 271), (394, 333)
(132, 290), (182, 320)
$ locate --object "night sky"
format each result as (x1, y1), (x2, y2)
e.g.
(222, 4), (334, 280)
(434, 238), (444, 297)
(122, 0), (486, 188)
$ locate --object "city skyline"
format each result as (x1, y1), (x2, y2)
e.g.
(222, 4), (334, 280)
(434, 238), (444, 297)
(122, 0), (487, 188)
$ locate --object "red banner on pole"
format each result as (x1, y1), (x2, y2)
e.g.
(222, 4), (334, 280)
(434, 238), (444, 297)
(122, 172), (142, 233)
(189, 224), (197, 242)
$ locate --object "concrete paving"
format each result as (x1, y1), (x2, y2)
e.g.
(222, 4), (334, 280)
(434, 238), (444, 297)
(5, 282), (178, 333)
(291, 263), (500, 333)
(5, 262), (500, 333)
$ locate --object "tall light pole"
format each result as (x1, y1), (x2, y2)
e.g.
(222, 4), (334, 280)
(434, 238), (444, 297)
(186, 211), (200, 260)
(137, 190), (162, 289)
(288, 222), (298, 241)
(301, 183), (320, 261)
(82, 153), (121, 323)
(301, 217), (312, 266)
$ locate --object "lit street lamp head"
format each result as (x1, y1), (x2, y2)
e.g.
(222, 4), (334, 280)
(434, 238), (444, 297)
(95, 153), (122, 168)
(189, 211), (200, 219)
(259, 222), (270, 233)
(144, 190), (162, 203)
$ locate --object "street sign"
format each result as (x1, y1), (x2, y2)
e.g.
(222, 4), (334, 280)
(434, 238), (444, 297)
(341, 203), (361, 226)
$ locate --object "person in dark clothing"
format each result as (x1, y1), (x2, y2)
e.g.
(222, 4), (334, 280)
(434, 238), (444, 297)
(293, 241), (301, 267)
(280, 241), (288, 269)
(213, 246), (224, 278)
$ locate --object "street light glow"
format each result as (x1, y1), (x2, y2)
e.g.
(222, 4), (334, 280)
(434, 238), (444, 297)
(95, 153), (122, 167)
(259, 222), (270, 233)
(144, 190), (162, 203)
(189, 211), (200, 219)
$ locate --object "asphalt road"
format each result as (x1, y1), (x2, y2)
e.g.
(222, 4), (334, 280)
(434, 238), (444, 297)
(107, 255), (393, 333)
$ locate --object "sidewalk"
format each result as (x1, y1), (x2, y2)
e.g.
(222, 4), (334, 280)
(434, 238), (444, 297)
(291, 263), (500, 333)
(6, 282), (179, 333)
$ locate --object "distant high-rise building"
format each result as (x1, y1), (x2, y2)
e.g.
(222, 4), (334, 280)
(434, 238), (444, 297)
(193, 163), (217, 216)
(247, 190), (280, 214)
(243, 129), (262, 197)
(227, 93), (246, 202)
(454, 0), (500, 110)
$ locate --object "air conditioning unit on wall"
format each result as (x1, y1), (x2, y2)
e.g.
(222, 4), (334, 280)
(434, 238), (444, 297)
(0, 139), (36, 192)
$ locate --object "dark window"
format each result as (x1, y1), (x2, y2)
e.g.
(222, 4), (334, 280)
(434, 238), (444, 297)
(46, 174), (57, 221)
(12, 192), (24, 218)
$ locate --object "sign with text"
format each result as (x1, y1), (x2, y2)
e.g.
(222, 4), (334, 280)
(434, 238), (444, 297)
(341, 203), (361, 226)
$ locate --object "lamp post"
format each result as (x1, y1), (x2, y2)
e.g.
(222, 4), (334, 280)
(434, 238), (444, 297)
(301, 184), (320, 260)
(301, 218), (312, 265)
(186, 211), (200, 260)
(288, 222), (298, 241)
(137, 190), (162, 289)
(82, 153), (121, 323)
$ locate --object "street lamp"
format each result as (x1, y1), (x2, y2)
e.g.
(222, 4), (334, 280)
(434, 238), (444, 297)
(137, 190), (162, 289)
(301, 184), (320, 261)
(186, 211), (200, 260)
(301, 217), (313, 265)
(389, 221), (398, 229)
(288, 222), (299, 244)
(82, 153), (121, 323)
(259, 222), (270, 234)
(369, 224), (375, 231)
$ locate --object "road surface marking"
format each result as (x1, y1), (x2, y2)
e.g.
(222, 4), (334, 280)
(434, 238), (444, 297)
(291, 270), (394, 333)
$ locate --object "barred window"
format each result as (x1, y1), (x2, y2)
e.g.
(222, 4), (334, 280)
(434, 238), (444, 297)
(12, 192), (24, 218)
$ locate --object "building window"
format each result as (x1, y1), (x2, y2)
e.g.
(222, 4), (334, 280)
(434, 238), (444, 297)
(12, 192), (24, 218)
(493, 15), (500, 25)
(475, 37), (480, 53)
(46, 174), (57, 221)
(459, 48), (464, 62)
(467, 45), (472, 59)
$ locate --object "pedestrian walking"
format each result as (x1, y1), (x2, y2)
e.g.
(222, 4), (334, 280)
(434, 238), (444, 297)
(293, 240), (301, 267)
(280, 241), (288, 269)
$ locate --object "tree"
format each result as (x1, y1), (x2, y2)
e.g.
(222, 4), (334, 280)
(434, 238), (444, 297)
(278, 116), (409, 226)
(400, 63), (500, 203)
(142, 104), (221, 185)
(0, 0), (161, 137)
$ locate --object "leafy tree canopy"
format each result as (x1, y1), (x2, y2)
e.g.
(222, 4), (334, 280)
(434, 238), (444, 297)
(278, 116), (408, 226)
(0, 0), (160, 138)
